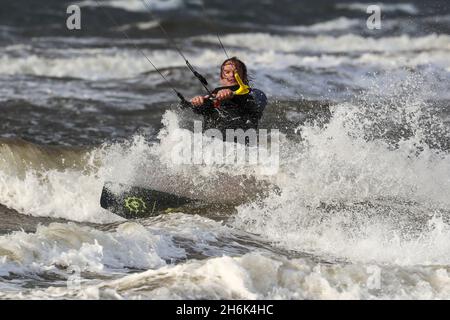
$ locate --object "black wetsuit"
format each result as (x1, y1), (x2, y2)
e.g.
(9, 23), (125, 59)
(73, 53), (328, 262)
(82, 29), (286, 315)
(190, 85), (267, 137)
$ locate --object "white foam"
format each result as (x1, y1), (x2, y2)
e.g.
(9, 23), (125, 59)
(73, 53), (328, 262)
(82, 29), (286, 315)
(2, 33), (449, 80)
(77, 0), (185, 12)
(281, 17), (360, 33)
(0, 169), (110, 223)
(232, 73), (450, 267)
(114, 20), (160, 32)
(204, 33), (450, 54)
(356, 50), (450, 69)
(0, 113), (274, 223)
(0, 48), (218, 80)
(0, 70), (449, 298)
(0, 49), (175, 80)
(1, 68), (449, 224)
(336, 2), (419, 15)
(5, 252), (450, 299)
(0, 221), (185, 277)
(101, 113), (279, 202)
(0, 145), (116, 223)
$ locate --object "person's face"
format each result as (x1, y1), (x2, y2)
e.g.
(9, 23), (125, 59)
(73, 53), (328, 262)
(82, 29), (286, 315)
(220, 62), (239, 86)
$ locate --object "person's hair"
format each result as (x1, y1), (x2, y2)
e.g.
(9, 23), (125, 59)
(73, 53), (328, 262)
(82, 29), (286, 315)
(220, 57), (249, 84)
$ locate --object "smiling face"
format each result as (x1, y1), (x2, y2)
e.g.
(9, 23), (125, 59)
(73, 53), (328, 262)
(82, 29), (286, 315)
(220, 62), (239, 86)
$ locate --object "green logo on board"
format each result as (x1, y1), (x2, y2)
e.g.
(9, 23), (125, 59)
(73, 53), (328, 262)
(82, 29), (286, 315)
(124, 197), (147, 214)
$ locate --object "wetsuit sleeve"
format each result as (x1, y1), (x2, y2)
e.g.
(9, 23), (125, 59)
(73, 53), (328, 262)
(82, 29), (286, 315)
(237, 89), (267, 120)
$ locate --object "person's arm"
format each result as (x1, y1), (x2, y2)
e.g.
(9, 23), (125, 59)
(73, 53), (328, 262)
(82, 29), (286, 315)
(190, 95), (207, 106)
(215, 89), (234, 102)
(189, 95), (214, 114)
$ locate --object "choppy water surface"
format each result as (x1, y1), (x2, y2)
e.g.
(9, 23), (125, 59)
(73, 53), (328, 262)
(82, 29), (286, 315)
(0, 0), (450, 299)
